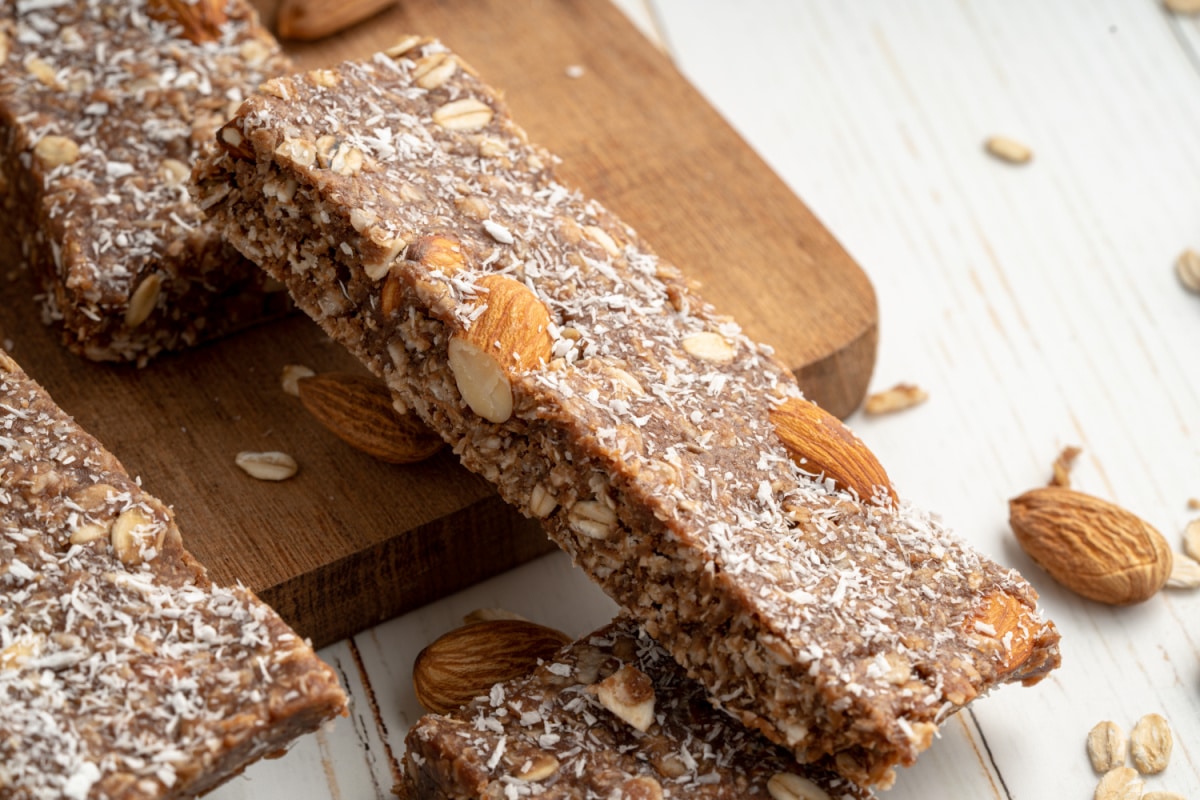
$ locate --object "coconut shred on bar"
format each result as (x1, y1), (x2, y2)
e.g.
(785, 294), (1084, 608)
(193, 38), (1061, 788)
(0, 0), (292, 364)
(0, 350), (347, 798)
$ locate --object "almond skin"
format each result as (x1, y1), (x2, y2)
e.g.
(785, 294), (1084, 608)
(145, 0), (227, 43)
(1009, 486), (1171, 605)
(769, 396), (896, 505)
(297, 372), (443, 464)
(413, 620), (573, 714)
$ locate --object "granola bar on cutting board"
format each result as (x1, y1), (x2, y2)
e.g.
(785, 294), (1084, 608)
(0, 349), (348, 799)
(0, 0), (291, 365)
(193, 40), (1061, 788)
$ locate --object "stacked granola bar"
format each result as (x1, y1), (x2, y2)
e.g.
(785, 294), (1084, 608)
(0, 0), (291, 364)
(403, 616), (871, 800)
(193, 39), (1061, 789)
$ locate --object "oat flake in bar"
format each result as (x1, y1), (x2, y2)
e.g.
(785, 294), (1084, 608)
(0, 0), (291, 365)
(0, 350), (347, 799)
(194, 39), (1061, 788)
(403, 616), (871, 800)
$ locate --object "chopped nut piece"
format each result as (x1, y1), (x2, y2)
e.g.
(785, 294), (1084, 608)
(863, 383), (928, 415)
(1086, 720), (1127, 773)
(33, 135), (80, 168)
(1188, 498), (1200, 511)
(1166, 554), (1200, 589)
(275, 137), (317, 168)
(592, 664), (655, 732)
(767, 772), (832, 800)
(447, 275), (552, 423)
(619, 776), (663, 800)
(1174, 248), (1200, 294)
(1129, 713), (1172, 774)
(514, 754), (560, 782)
(69, 523), (109, 545)
(110, 507), (157, 565)
(1143, 792), (1186, 800)
(529, 482), (558, 518)
(280, 364), (316, 397)
(984, 135), (1033, 164)
(1049, 445), (1083, 488)
(234, 451), (298, 481)
(680, 331), (735, 363)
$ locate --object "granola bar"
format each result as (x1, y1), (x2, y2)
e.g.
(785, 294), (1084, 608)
(193, 40), (1061, 788)
(0, 0), (292, 365)
(0, 350), (348, 799)
(402, 616), (871, 800)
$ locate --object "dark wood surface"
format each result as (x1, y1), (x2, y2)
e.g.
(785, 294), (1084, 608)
(0, 0), (878, 648)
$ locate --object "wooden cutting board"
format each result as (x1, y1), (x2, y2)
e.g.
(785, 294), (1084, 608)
(0, 0), (877, 648)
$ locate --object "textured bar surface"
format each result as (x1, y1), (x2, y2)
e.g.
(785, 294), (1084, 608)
(0, 0), (291, 364)
(0, 350), (347, 799)
(403, 616), (871, 800)
(194, 40), (1061, 788)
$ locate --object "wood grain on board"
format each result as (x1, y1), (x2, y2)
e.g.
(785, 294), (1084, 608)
(0, 0), (877, 648)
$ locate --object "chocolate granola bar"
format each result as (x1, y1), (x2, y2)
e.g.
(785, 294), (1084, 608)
(0, 350), (348, 799)
(0, 0), (291, 364)
(193, 39), (1061, 788)
(403, 616), (870, 800)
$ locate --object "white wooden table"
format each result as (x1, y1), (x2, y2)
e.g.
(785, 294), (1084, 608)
(212, 2), (1200, 797)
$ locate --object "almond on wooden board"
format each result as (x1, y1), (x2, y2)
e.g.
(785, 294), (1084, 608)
(297, 372), (443, 464)
(769, 396), (896, 505)
(412, 620), (572, 714)
(276, 0), (398, 41)
(1009, 487), (1171, 605)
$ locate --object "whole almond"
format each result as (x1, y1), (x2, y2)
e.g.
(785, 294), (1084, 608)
(1009, 487), (1171, 605)
(769, 396), (896, 505)
(297, 372), (443, 464)
(413, 620), (572, 713)
(277, 0), (396, 41)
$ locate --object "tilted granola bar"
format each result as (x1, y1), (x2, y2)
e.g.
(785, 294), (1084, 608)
(402, 616), (871, 800)
(0, 350), (348, 799)
(193, 39), (1061, 787)
(0, 0), (291, 365)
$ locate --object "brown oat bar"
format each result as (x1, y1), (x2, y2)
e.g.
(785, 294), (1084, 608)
(0, 0), (292, 365)
(193, 39), (1061, 788)
(0, 350), (347, 799)
(402, 616), (871, 800)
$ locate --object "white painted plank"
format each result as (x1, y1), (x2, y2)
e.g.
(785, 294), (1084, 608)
(651, 0), (1200, 796)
